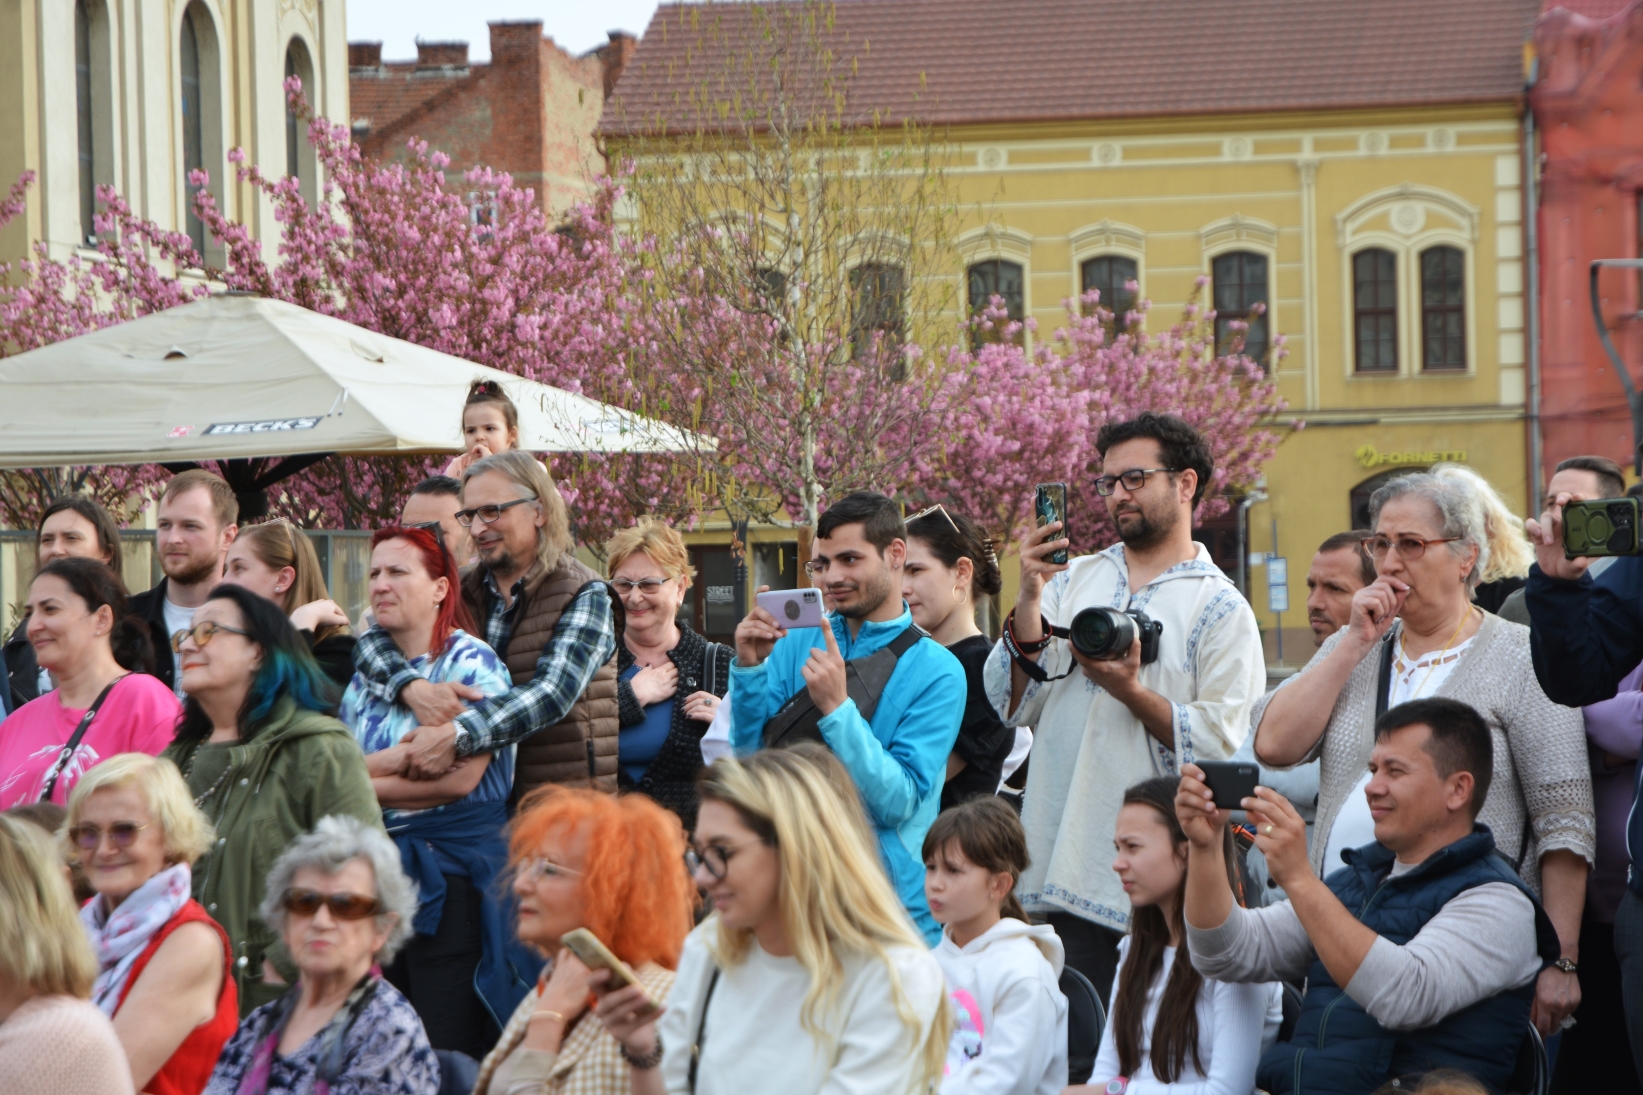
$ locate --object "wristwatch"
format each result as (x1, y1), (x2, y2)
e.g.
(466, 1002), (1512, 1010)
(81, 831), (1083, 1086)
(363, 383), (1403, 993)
(1553, 956), (1578, 974)
(452, 725), (472, 758)
(1105, 1079), (1129, 1095)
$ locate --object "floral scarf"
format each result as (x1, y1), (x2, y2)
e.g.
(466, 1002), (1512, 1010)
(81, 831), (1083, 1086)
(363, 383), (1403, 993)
(79, 861), (193, 1015)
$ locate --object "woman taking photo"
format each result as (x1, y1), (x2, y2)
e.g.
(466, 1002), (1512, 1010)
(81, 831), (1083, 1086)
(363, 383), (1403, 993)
(161, 585), (381, 1015)
(1073, 778), (1281, 1095)
(6, 495), (125, 711)
(606, 518), (731, 829)
(203, 815), (439, 1095)
(67, 753), (237, 1095)
(904, 506), (1018, 808)
(0, 558), (178, 808)
(1251, 464), (1593, 1035)
(224, 519), (356, 687)
(471, 786), (695, 1095)
(339, 525), (526, 1059)
(594, 745), (949, 1095)
(0, 814), (134, 1095)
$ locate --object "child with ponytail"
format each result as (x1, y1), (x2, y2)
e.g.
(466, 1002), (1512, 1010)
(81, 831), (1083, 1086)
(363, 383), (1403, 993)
(443, 380), (551, 478)
(924, 795), (1068, 1094)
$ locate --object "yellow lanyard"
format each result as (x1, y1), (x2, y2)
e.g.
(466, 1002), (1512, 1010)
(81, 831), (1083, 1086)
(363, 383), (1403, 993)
(1398, 606), (1475, 700)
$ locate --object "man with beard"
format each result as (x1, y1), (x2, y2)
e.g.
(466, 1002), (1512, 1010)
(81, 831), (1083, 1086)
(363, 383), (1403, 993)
(730, 491), (966, 942)
(983, 412), (1265, 1002)
(129, 469), (239, 694)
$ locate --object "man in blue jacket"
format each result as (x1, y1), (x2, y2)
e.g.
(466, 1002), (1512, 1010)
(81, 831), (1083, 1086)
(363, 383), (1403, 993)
(730, 492), (965, 942)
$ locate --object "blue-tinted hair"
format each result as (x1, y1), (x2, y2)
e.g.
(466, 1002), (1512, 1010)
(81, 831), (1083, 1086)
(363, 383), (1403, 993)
(175, 584), (338, 744)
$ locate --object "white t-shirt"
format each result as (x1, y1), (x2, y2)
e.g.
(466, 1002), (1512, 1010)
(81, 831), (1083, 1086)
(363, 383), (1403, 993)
(658, 922), (946, 1095)
(1091, 939), (1283, 1094)
(161, 597), (195, 698)
(1321, 631), (1476, 874)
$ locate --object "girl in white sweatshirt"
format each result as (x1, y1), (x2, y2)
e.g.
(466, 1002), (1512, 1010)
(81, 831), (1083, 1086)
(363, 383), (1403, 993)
(925, 796), (1069, 1095)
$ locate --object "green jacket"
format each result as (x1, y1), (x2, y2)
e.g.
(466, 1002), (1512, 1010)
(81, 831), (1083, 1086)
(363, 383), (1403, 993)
(163, 696), (383, 1015)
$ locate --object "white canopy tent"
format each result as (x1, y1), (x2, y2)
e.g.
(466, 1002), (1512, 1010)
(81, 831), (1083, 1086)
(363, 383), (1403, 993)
(0, 293), (711, 515)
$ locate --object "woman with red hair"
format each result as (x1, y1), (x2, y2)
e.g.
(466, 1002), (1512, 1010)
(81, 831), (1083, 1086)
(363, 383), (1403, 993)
(338, 526), (531, 1063)
(473, 786), (694, 1095)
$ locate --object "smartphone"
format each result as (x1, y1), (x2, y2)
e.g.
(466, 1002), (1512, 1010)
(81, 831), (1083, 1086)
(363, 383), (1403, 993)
(756, 587), (826, 630)
(1035, 482), (1069, 566)
(1563, 497), (1641, 558)
(1197, 761), (1261, 810)
(560, 928), (654, 1006)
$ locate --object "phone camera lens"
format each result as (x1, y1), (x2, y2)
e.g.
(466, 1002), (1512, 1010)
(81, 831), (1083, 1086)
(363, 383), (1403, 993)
(784, 600), (800, 621)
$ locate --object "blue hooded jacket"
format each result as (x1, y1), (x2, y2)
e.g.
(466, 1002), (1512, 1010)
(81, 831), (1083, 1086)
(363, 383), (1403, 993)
(729, 605), (965, 943)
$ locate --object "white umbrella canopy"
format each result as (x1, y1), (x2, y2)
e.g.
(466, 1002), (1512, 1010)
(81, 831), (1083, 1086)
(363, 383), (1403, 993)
(0, 293), (711, 468)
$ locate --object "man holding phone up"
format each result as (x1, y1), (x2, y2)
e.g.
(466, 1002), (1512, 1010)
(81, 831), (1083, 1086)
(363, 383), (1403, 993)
(983, 413), (1265, 1001)
(729, 492), (966, 943)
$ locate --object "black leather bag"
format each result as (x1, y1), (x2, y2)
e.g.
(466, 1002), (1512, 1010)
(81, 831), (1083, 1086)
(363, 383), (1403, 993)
(761, 624), (925, 749)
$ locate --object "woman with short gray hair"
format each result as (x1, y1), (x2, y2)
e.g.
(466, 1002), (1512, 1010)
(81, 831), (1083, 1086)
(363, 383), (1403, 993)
(202, 816), (439, 1095)
(1250, 464), (1594, 1038)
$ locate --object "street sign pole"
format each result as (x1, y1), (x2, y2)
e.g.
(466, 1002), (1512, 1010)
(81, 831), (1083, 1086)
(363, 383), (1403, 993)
(1267, 517), (1288, 665)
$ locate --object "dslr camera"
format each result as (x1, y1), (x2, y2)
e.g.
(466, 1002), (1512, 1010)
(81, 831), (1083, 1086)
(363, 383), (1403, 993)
(1059, 606), (1163, 664)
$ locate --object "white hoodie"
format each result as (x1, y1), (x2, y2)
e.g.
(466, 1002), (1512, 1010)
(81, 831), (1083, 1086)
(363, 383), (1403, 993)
(933, 918), (1069, 1095)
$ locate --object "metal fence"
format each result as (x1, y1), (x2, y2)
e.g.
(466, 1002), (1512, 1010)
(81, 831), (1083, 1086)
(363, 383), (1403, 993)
(0, 529), (376, 636)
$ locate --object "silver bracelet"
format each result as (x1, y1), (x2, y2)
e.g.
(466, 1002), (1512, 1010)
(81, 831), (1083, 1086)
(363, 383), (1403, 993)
(619, 1037), (664, 1070)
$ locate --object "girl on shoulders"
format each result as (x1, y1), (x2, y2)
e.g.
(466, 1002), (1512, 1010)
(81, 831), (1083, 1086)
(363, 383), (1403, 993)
(1075, 778), (1282, 1095)
(924, 794), (1068, 1094)
(442, 380), (548, 479)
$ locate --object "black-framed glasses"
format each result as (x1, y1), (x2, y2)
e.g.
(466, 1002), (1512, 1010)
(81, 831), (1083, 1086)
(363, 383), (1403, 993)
(68, 822), (148, 851)
(171, 621), (252, 653)
(1093, 467), (1176, 497)
(684, 838), (763, 881)
(1360, 534), (1463, 562)
(610, 577), (672, 596)
(906, 503), (960, 535)
(455, 497), (537, 527)
(279, 888), (384, 921)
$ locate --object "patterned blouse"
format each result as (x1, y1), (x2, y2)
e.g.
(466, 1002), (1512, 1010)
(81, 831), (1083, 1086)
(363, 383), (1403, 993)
(202, 975), (438, 1095)
(339, 628), (514, 817)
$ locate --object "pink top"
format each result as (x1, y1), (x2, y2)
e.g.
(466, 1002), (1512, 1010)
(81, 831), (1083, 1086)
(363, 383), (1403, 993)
(0, 995), (134, 1095)
(0, 674), (180, 808)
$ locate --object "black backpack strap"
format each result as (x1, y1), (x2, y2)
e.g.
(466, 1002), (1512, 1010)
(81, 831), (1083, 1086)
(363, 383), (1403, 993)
(688, 965), (720, 1092)
(38, 676), (123, 803)
(761, 624), (925, 750)
(1374, 629), (1397, 721)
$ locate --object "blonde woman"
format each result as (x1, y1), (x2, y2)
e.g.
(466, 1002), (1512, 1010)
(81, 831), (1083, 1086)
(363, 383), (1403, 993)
(224, 519), (355, 686)
(605, 517), (732, 829)
(1428, 465), (1534, 614)
(593, 744), (949, 1095)
(0, 814), (134, 1095)
(66, 754), (237, 1095)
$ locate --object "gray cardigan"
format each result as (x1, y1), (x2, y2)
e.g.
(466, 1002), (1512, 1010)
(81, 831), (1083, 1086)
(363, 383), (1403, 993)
(1251, 611), (1594, 893)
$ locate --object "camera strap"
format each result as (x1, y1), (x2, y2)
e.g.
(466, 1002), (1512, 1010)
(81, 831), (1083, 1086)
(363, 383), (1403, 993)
(1002, 613), (1077, 683)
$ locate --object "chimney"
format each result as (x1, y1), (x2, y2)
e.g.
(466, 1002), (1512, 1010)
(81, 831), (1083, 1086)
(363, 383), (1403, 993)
(599, 31), (638, 97)
(348, 41), (382, 69)
(415, 41), (469, 69)
(489, 21), (544, 65)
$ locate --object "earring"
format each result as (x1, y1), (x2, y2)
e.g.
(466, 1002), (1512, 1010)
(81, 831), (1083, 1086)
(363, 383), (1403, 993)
(955, 587), (968, 605)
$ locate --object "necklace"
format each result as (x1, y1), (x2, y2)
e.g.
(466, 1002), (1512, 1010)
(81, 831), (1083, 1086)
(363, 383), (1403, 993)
(1398, 605), (1476, 700)
(182, 740), (235, 809)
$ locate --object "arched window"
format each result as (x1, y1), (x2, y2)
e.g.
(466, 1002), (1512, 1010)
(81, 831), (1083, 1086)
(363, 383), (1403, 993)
(967, 259), (1024, 347)
(179, 3), (222, 263)
(1080, 254), (1138, 321)
(850, 262), (906, 360)
(1353, 249), (1398, 373)
(283, 39), (317, 200)
(1420, 246), (1466, 370)
(1212, 250), (1269, 365)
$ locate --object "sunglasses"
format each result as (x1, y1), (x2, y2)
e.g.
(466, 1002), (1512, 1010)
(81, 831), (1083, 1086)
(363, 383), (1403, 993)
(610, 577), (673, 596)
(279, 887), (384, 921)
(906, 503), (960, 535)
(68, 822), (148, 851)
(171, 621), (253, 653)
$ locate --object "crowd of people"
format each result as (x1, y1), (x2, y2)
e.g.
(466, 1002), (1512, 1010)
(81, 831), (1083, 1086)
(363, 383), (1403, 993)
(0, 386), (1636, 1095)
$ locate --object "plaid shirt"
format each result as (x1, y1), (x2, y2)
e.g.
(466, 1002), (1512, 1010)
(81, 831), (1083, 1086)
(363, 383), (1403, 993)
(352, 571), (615, 757)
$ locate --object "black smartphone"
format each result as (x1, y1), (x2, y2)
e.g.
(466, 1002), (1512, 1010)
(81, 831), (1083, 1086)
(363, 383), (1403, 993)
(1035, 483), (1069, 566)
(1197, 761), (1260, 810)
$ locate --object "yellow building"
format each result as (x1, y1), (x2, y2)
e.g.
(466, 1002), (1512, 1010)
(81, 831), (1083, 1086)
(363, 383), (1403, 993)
(1, 0), (348, 270)
(610, 0), (1546, 660)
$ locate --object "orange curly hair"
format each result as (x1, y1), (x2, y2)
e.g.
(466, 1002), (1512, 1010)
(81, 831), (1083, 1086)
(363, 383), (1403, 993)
(508, 787), (696, 970)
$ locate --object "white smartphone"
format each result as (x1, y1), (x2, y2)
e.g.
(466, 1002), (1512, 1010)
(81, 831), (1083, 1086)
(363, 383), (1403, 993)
(756, 588), (826, 630)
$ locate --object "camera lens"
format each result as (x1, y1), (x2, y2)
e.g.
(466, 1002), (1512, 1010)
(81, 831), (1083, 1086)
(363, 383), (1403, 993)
(1068, 607), (1137, 660)
(784, 600), (800, 621)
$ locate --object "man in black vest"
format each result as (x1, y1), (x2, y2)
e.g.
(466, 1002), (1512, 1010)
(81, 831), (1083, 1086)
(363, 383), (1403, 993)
(1177, 698), (1558, 1094)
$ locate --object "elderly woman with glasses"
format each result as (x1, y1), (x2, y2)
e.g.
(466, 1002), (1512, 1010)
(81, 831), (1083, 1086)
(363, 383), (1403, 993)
(471, 785), (694, 1095)
(202, 815), (439, 1095)
(338, 526), (530, 1061)
(66, 753), (237, 1095)
(604, 518), (732, 830)
(1252, 463), (1594, 1038)
(161, 585), (383, 1016)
